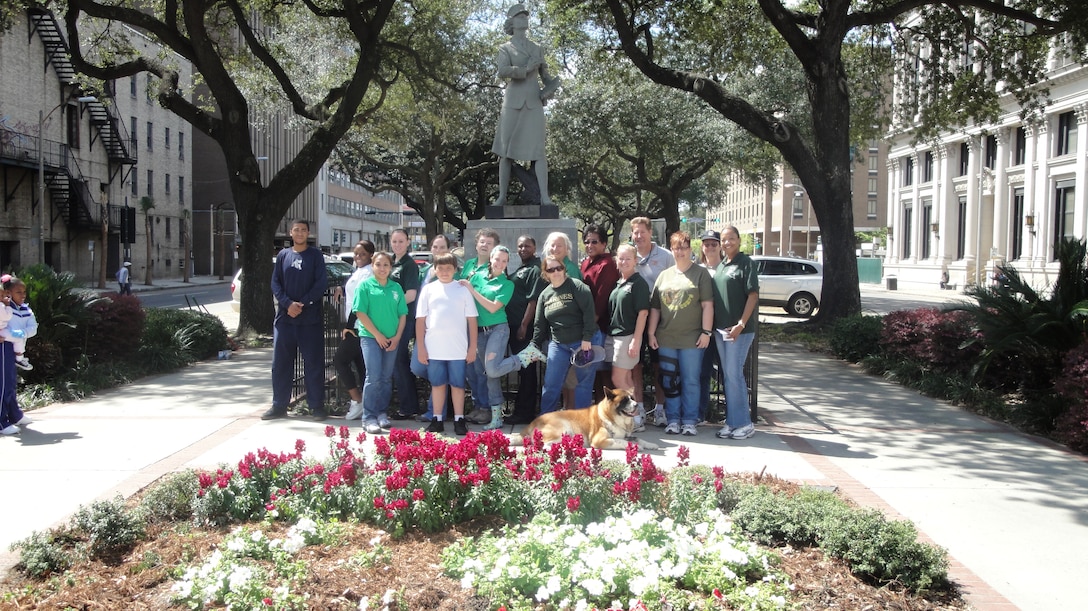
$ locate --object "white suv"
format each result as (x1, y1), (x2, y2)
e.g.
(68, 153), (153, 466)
(751, 255), (822, 317)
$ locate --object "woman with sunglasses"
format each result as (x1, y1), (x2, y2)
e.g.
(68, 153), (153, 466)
(461, 245), (524, 430)
(647, 231), (715, 436)
(521, 255), (597, 414)
(335, 240), (375, 421)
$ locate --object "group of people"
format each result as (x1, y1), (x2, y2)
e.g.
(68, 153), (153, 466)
(1, 273), (38, 436)
(265, 217), (760, 440)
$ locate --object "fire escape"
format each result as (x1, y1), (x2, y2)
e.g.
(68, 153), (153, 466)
(26, 7), (137, 233)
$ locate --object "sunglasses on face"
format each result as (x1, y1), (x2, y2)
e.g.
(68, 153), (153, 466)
(583, 239), (600, 245)
(546, 266), (565, 273)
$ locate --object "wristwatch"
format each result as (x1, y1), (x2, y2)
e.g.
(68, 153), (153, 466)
(736, 321), (746, 329)
(701, 330), (713, 337)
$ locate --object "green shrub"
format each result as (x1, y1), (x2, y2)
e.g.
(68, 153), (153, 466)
(829, 314), (884, 362)
(70, 497), (146, 558)
(139, 308), (228, 370)
(818, 508), (949, 591)
(138, 469), (200, 523)
(730, 486), (948, 592)
(9, 530), (74, 578)
(16, 264), (102, 382)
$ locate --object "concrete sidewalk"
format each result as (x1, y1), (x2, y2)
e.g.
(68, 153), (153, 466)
(2, 344), (1085, 611)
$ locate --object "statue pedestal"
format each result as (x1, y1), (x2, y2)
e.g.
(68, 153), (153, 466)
(466, 217), (579, 274)
(485, 204), (559, 220)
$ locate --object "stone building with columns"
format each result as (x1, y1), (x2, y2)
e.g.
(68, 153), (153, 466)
(884, 39), (1085, 292)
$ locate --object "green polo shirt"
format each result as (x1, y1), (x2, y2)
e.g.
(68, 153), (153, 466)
(712, 252), (759, 334)
(352, 277), (408, 338)
(470, 272), (514, 327)
(609, 273), (650, 336)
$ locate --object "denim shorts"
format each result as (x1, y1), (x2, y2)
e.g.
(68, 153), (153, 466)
(427, 359), (466, 388)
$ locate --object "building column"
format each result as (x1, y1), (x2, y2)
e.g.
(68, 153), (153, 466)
(1074, 103), (1088, 240)
(886, 157), (900, 264)
(991, 130), (1009, 259)
(964, 135), (983, 286)
(1031, 118), (1050, 265)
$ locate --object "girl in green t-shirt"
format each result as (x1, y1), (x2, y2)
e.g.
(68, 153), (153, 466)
(352, 252), (408, 434)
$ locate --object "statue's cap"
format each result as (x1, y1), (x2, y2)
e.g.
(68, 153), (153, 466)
(507, 4), (528, 18)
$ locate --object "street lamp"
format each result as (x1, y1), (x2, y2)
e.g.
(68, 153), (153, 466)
(37, 94), (96, 264)
(783, 183), (807, 258)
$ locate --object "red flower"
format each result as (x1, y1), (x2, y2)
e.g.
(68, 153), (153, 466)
(263, 597), (274, 605)
(566, 496), (581, 512)
(412, 488), (425, 501)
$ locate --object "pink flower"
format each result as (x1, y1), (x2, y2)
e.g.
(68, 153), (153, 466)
(412, 488), (425, 501)
(566, 496), (580, 512)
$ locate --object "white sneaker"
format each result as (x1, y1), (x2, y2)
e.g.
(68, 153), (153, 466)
(730, 424), (756, 439)
(664, 422), (680, 435)
(344, 400), (364, 420)
(14, 356), (32, 371)
(364, 422), (382, 435)
(681, 424), (698, 436)
(716, 425), (734, 439)
(15, 415), (33, 427)
(647, 404), (666, 427)
(0, 425), (19, 436)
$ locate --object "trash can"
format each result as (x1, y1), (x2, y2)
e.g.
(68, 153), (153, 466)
(886, 276), (897, 291)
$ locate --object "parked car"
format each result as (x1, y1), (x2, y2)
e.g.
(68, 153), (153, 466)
(751, 255), (822, 317)
(410, 251), (432, 266)
(230, 255), (354, 312)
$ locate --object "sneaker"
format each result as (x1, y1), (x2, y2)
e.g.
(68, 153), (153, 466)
(261, 407), (288, 420)
(664, 422), (680, 435)
(0, 425), (19, 436)
(344, 400), (364, 420)
(364, 422), (382, 435)
(516, 343), (546, 366)
(646, 404), (666, 428)
(15, 415), (33, 427)
(425, 419), (445, 434)
(378, 418), (391, 429)
(632, 419), (645, 433)
(453, 419), (468, 436)
(716, 425), (734, 439)
(465, 407), (491, 424)
(14, 356), (32, 371)
(681, 424), (698, 436)
(730, 424), (756, 439)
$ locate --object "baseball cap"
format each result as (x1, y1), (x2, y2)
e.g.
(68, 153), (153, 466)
(700, 230), (722, 242)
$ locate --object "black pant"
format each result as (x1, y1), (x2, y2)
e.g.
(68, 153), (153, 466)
(507, 332), (539, 422)
(333, 330), (365, 403)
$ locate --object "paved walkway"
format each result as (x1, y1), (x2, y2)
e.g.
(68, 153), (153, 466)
(2, 281), (1085, 610)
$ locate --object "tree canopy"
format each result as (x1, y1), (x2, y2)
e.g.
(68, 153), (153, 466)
(551, 0), (1082, 322)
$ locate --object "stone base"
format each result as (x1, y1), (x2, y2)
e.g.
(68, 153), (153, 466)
(465, 217), (579, 274)
(484, 204), (560, 219)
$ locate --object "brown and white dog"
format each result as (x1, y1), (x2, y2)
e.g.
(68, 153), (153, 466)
(516, 387), (659, 451)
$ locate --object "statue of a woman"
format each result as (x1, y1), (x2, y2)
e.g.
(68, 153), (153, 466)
(492, 4), (558, 206)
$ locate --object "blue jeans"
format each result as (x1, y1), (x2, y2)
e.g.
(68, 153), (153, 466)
(540, 339), (597, 414)
(391, 305), (418, 415)
(657, 346), (705, 426)
(714, 332), (755, 429)
(476, 323), (521, 407)
(360, 336), (399, 425)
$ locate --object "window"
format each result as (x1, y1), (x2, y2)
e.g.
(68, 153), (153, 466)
(868, 198), (877, 219)
(1011, 187), (1025, 260)
(166, 217), (171, 239)
(921, 200), (932, 260)
(66, 105), (80, 149)
(146, 121), (153, 150)
(146, 74), (153, 102)
(868, 153), (878, 171)
(901, 205), (913, 259)
(959, 142), (970, 176)
(956, 196), (967, 260)
(165, 127), (170, 150)
(130, 117), (138, 150)
(1054, 180), (1075, 253)
(165, 173), (171, 195)
(147, 169), (153, 197)
(867, 177), (877, 194)
(131, 172), (138, 196)
(903, 157), (914, 186)
(179, 132), (185, 160)
(130, 76), (137, 98)
(792, 194), (803, 218)
(1056, 112), (1077, 156)
(1014, 127), (1026, 165)
(984, 134), (997, 169)
(179, 176), (184, 203)
(923, 151), (934, 182)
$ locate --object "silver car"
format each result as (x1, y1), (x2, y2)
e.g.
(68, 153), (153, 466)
(751, 255), (822, 317)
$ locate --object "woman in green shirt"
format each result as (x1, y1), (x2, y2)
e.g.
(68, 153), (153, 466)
(461, 245), (522, 430)
(352, 252), (408, 435)
(711, 225), (759, 440)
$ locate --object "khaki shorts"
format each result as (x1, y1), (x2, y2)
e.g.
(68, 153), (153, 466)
(611, 334), (639, 370)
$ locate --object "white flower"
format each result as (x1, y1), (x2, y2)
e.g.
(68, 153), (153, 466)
(381, 589), (396, 604)
(581, 577), (605, 597)
(460, 572), (476, 589)
(574, 599), (590, 611)
(358, 596), (370, 611)
(535, 585), (552, 601)
(506, 564), (522, 579)
(228, 565), (253, 589)
(250, 529), (266, 542)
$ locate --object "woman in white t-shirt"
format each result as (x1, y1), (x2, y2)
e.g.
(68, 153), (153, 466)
(335, 240), (375, 420)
